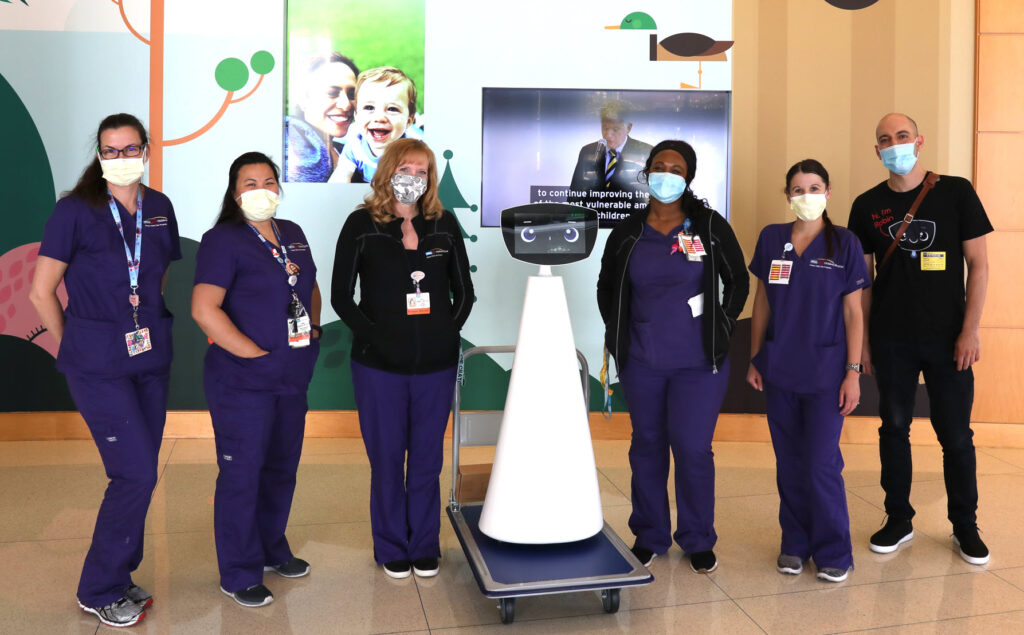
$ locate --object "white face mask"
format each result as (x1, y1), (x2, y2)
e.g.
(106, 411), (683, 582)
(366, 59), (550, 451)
(99, 157), (146, 186)
(789, 193), (828, 222)
(237, 188), (280, 222)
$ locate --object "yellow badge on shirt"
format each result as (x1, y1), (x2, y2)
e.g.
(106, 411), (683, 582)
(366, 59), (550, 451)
(921, 251), (946, 271)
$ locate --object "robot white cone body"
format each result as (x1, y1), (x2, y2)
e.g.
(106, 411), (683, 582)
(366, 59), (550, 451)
(478, 271), (604, 543)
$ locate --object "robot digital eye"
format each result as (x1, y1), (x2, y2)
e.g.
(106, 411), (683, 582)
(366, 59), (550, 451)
(521, 227), (537, 243)
(563, 227), (579, 243)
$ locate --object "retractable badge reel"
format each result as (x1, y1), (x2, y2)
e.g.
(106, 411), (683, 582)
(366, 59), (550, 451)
(287, 290), (312, 348)
(407, 270), (430, 315)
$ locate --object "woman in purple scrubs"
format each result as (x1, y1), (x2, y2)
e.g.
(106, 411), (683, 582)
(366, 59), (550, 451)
(597, 140), (749, 574)
(746, 159), (869, 583)
(192, 152), (321, 608)
(331, 138), (473, 580)
(30, 113), (181, 628)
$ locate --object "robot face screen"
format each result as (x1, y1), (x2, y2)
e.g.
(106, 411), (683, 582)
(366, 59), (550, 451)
(500, 204), (598, 265)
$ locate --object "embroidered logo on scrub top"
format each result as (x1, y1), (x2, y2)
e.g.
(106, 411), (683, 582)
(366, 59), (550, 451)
(286, 242), (309, 252)
(143, 216), (169, 228)
(809, 258), (844, 270)
(425, 248), (448, 259)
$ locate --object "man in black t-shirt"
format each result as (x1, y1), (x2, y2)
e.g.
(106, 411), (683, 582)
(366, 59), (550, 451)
(848, 113), (993, 566)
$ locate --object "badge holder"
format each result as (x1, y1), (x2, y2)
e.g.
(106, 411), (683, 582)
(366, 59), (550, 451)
(287, 291), (312, 348)
(125, 287), (152, 356)
(769, 242), (794, 285)
(407, 270), (431, 315)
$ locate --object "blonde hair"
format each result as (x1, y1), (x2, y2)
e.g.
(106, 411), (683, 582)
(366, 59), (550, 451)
(355, 66), (417, 115)
(361, 138), (444, 223)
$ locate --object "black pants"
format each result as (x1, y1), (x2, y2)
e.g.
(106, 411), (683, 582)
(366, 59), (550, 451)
(871, 339), (977, 528)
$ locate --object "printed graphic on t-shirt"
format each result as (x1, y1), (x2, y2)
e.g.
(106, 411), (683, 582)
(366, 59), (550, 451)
(887, 218), (935, 252)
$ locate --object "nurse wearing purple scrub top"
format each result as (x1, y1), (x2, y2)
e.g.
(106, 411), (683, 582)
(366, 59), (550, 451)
(597, 140), (749, 574)
(192, 152), (322, 608)
(747, 159), (870, 584)
(30, 113), (181, 628)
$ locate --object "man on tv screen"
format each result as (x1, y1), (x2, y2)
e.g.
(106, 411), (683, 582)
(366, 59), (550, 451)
(568, 102), (652, 220)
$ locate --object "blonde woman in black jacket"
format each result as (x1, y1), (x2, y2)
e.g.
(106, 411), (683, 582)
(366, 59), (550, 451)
(597, 139), (748, 574)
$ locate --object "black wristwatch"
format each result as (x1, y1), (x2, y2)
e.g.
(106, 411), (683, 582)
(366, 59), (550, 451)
(845, 362), (863, 373)
(312, 324), (323, 337)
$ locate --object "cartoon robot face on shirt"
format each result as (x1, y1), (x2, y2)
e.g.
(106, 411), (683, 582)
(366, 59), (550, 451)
(888, 218), (936, 252)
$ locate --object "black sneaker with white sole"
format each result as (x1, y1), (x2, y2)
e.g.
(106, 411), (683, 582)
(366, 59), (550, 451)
(78, 595), (146, 627)
(383, 560), (412, 579)
(630, 543), (656, 567)
(689, 550), (718, 573)
(869, 517), (914, 554)
(221, 584), (274, 607)
(412, 557), (439, 577)
(264, 556), (311, 578)
(953, 524), (990, 565)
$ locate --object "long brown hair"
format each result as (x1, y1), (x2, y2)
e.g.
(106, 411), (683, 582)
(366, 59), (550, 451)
(785, 158), (835, 259)
(360, 138), (444, 223)
(63, 113), (149, 207)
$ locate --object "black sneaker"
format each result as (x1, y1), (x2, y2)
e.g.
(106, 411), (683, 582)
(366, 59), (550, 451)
(264, 557), (311, 578)
(412, 557), (439, 578)
(869, 517), (914, 554)
(689, 550), (718, 573)
(78, 595), (146, 627)
(220, 584), (274, 608)
(383, 560), (412, 579)
(124, 584), (153, 608)
(953, 524), (990, 565)
(630, 543), (656, 567)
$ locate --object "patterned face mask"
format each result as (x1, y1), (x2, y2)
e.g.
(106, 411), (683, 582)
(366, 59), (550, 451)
(391, 173), (428, 205)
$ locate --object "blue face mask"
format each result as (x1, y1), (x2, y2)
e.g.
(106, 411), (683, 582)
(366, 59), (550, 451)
(647, 172), (687, 204)
(879, 142), (918, 175)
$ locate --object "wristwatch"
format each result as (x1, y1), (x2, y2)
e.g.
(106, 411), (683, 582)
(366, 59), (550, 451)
(845, 362), (863, 373)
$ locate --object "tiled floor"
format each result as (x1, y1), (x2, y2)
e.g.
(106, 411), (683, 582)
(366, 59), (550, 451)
(4, 437), (1024, 633)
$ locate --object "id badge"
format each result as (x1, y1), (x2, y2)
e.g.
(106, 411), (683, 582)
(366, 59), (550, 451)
(125, 328), (152, 356)
(407, 292), (431, 315)
(768, 259), (792, 285)
(288, 315), (312, 348)
(921, 251), (946, 271)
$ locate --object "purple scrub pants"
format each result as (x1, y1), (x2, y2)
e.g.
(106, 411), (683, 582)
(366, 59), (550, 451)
(66, 371), (168, 608)
(619, 358), (729, 554)
(205, 376), (307, 592)
(764, 383), (853, 570)
(351, 361), (457, 564)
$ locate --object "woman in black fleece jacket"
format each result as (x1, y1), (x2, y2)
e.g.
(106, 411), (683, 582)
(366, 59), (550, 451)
(597, 139), (748, 574)
(331, 139), (473, 580)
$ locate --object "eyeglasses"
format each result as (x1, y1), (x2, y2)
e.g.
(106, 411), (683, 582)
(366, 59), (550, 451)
(98, 144), (146, 160)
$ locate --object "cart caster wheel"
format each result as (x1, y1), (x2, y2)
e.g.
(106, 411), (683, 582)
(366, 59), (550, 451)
(602, 588), (620, 613)
(498, 597), (516, 624)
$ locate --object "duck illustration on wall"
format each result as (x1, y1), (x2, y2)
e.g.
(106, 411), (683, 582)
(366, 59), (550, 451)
(606, 11), (733, 90)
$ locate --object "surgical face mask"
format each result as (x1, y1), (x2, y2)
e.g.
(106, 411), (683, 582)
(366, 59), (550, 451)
(789, 193), (828, 222)
(237, 188), (280, 222)
(99, 157), (146, 186)
(647, 172), (687, 204)
(879, 141), (918, 175)
(391, 173), (428, 205)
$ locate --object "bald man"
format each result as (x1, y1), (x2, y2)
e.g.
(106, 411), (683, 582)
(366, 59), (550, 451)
(847, 113), (992, 565)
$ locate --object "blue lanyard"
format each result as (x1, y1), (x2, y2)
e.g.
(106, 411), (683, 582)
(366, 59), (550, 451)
(107, 188), (144, 310)
(247, 221), (297, 286)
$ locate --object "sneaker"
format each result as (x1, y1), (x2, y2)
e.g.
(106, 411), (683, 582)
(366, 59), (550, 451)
(412, 557), (439, 577)
(383, 560), (412, 579)
(817, 566), (851, 583)
(630, 543), (656, 568)
(689, 550), (718, 573)
(78, 595), (146, 627)
(264, 557), (310, 578)
(777, 554), (803, 575)
(953, 525), (990, 565)
(220, 584), (274, 608)
(124, 584), (152, 608)
(869, 517), (914, 554)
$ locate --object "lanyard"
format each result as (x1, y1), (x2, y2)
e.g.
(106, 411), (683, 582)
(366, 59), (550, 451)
(107, 188), (144, 325)
(247, 220), (298, 286)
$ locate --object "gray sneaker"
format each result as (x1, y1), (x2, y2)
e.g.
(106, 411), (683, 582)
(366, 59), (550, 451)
(777, 554), (803, 575)
(78, 595), (147, 627)
(125, 584), (152, 608)
(817, 566), (850, 583)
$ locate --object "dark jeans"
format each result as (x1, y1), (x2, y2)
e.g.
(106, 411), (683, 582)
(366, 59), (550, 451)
(871, 339), (977, 528)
